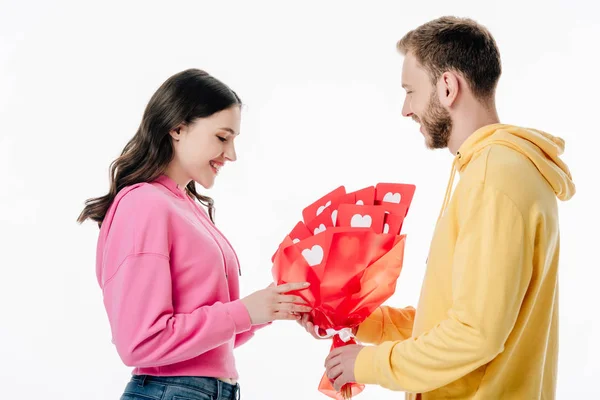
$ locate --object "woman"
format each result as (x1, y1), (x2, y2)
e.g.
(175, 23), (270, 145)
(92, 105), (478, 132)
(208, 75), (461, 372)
(78, 69), (311, 400)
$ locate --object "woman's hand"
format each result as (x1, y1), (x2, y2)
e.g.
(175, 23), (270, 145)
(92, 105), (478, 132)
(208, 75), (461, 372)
(241, 282), (312, 325)
(297, 313), (327, 339)
(297, 314), (359, 339)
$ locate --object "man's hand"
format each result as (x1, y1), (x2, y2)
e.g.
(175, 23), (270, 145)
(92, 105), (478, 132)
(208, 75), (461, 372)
(324, 344), (364, 391)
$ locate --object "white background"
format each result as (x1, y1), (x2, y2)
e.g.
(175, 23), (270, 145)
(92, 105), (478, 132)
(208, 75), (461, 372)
(1, 0), (598, 398)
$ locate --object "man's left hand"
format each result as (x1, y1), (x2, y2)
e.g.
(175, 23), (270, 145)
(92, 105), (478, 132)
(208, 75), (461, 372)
(324, 344), (364, 391)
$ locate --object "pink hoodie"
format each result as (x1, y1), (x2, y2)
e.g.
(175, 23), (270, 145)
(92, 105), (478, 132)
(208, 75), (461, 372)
(96, 175), (265, 379)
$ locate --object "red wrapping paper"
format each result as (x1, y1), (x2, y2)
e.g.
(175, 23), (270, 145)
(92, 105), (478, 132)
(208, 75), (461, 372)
(271, 183), (414, 399)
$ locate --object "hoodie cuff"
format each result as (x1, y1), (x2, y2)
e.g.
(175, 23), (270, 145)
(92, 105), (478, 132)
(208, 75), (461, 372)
(356, 308), (384, 344)
(354, 345), (379, 385)
(225, 300), (252, 333)
(251, 321), (272, 332)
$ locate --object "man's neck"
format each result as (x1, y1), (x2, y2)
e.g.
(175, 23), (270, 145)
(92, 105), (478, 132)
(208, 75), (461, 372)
(448, 101), (500, 155)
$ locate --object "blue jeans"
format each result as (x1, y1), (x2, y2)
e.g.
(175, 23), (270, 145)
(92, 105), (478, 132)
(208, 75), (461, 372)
(121, 375), (241, 400)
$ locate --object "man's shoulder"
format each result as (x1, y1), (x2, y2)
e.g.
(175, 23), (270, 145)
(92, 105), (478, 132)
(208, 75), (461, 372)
(461, 144), (556, 213)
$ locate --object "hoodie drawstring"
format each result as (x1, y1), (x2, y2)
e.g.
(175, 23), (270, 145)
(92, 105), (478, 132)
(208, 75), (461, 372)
(437, 153), (460, 223)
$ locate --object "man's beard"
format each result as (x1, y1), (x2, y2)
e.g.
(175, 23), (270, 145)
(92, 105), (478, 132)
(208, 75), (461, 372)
(414, 93), (453, 149)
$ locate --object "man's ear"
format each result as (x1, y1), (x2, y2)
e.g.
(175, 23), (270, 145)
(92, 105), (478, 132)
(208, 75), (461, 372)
(438, 71), (460, 108)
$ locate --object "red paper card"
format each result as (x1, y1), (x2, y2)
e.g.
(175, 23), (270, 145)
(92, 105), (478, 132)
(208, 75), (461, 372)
(305, 207), (334, 236)
(378, 202), (408, 219)
(348, 186), (375, 206)
(336, 204), (386, 233)
(302, 186), (346, 223)
(289, 221), (312, 243)
(294, 231), (333, 269)
(383, 212), (405, 235)
(375, 183), (416, 214)
(328, 193), (356, 226)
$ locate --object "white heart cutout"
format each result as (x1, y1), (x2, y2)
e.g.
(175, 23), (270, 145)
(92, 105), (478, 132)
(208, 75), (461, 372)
(383, 192), (401, 204)
(313, 224), (327, 235)
(292, 238), (300, 244)
(356, 200), (364, 205)
(302, 245), (324, 267)
(351, 214), (372, 228)
(316, 200), (332, 216)
(331, 209), (338, 225)
(383, 223), (390, 234)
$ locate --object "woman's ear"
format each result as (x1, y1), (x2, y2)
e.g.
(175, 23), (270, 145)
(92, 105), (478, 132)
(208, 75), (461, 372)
(169, 125), (183, 141)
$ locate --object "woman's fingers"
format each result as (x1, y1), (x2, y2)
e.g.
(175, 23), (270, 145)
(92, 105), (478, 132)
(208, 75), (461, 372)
(273, 282), (310, 293)
(276, 302), (311, 313)
(273, 311), (301, 320)
(277, 294), (309, 305)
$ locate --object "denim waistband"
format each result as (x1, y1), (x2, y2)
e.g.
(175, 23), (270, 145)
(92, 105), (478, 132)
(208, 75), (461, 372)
(131, 375), (240, 400)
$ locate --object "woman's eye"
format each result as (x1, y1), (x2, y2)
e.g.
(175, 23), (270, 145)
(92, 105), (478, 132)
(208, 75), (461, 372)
(217, 136), (227, 142)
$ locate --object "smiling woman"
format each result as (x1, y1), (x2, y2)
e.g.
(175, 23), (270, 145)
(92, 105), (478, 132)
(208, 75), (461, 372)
(165, 105), (241, 194)
(75, 69), (311, 400)
(77, 68), (242, 225)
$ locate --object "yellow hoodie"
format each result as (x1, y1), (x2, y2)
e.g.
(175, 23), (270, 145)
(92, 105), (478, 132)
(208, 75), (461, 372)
(354, 124), (575, 399)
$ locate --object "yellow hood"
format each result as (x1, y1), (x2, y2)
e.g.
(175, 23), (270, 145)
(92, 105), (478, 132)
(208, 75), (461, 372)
(457, 124), (575, 201)
(436, 124), (575, 222)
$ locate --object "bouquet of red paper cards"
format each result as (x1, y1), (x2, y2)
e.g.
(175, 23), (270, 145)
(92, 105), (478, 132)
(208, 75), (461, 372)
(271, 183), (415, 399)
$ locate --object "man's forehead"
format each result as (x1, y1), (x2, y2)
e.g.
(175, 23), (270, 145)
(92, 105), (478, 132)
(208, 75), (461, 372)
(401, 54), (427, 86)
(401, 57), (414, 86)
(402, 54), (418, 73)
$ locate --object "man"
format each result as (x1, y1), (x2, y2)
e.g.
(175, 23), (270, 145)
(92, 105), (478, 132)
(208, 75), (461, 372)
(303, 16), (575, 399)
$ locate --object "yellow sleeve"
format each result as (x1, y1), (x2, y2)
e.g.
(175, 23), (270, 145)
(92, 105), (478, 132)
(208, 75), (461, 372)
(356, 306), (416, 345)
(354, 184), (532, 393)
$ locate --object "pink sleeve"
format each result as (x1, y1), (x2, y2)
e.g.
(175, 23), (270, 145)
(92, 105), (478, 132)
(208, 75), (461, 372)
(103, 254), (252, 367)
(234, 322), (271, 348)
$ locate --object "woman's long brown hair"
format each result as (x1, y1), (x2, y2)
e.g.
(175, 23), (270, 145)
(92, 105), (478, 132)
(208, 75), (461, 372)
(77, 69), (241, 226)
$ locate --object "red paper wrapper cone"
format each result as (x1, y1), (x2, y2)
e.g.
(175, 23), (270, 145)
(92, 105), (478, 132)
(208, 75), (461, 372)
(272, 231), (406, 399)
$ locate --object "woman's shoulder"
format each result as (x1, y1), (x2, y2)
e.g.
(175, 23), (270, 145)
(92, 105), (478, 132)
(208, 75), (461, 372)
(104, 181), (174, 230)
(115, 182), (169, 210)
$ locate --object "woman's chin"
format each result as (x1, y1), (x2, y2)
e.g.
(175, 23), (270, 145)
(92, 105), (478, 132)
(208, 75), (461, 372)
(194, 176), (215, 190)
